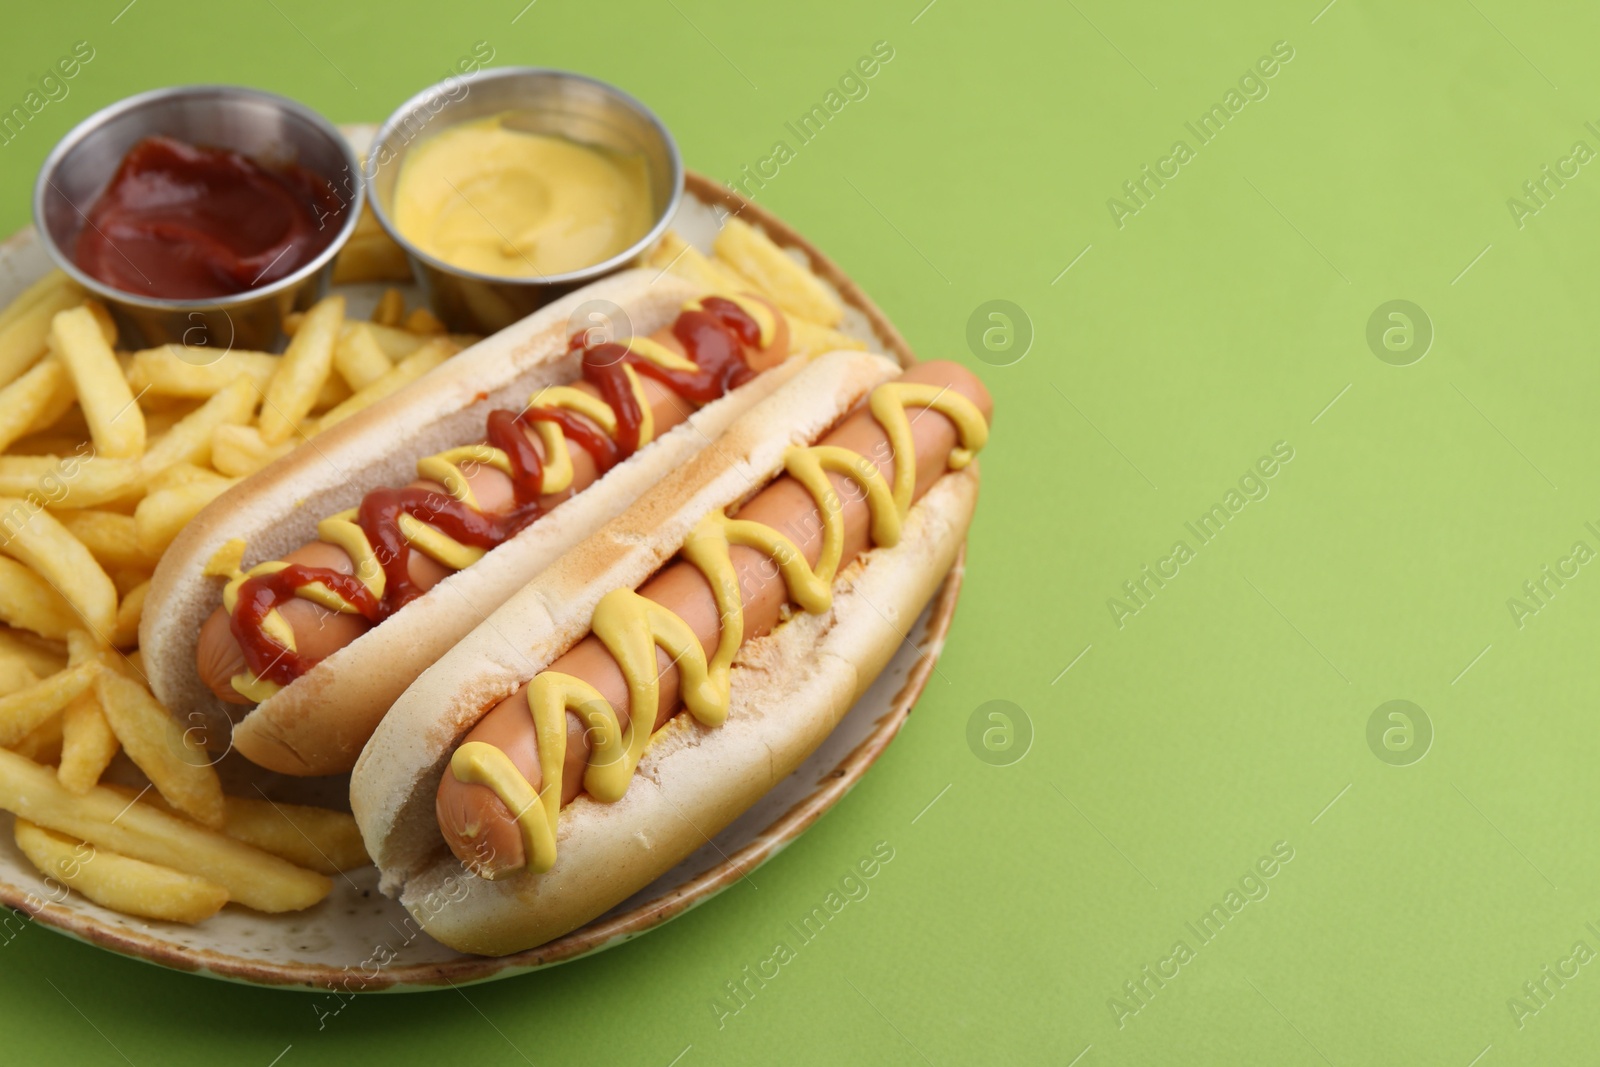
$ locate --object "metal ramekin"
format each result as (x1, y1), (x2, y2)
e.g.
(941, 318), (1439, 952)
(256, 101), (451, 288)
(365, 67), (683, 335)
(34, 85), (363, 351)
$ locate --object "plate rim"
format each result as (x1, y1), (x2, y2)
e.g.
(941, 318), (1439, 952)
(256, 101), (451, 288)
(0, 167), (964, 991)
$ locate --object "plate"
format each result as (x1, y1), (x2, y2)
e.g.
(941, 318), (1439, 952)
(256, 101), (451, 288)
(0, 127), (964, 990)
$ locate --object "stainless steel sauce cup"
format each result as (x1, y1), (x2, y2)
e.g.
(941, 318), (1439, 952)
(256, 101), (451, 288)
(365, 67), (683, 335)
(34, 84), (363, 352)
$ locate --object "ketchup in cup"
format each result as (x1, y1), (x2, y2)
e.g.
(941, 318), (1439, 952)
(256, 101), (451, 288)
(73, 136), (344, 300)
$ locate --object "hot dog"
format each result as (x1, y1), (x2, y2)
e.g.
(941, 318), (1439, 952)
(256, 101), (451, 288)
(440, 357), (987, 872)
(142, 270), (812, 776)
(192, 291), (790, 702)
(350, 350), (991, 955)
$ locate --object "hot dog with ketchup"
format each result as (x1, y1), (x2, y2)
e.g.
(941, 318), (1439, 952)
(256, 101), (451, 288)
(351, 351), (991, 956)
(194, 292), (788, 702)
(143, 271), (811, 776)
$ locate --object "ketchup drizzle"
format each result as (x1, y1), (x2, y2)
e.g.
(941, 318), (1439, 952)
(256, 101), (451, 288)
(230, 298), (765, 687)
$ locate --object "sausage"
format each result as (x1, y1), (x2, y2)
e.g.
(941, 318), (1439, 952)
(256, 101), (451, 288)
(196, 297), (791, 703)
(436, 360), (993, 875)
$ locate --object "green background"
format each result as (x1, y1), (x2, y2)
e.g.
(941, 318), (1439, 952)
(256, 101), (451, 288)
(3, 0), (1599, 1063)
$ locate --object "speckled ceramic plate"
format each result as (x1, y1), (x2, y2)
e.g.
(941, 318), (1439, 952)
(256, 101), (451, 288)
(0, 127), (964, 991)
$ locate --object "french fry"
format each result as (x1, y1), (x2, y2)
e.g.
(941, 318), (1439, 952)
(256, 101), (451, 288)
(0, 556), (80, 639)
(136, 790), (370, 875)
(92, 668), (223, 828)
(282, 311), (304, 335)
(0, 272), (80, 336)
(0, 358), (68, 453)
(141, 402), (207, 439)
(403, 307), (445, 334)
(0, 282), (82, 390)
(210, 424), (293, 477)
(108, 568), (151, 600)
(84, 300), (117, 346)
(111, 581), (147, 649)
(50, 306), (145, 459)
(644, 228), (691, 270)
(0, 659), (57, 762)
(6, 433), (83, 457)
(56, 692), (118, 794)
(316, 337), (453, 430)
(29, 397), (89, 439)
(0, 658), (37, 698)
(360, 321), (429, 360)
(65, 630), (140, 682)
(222, 797), (370, 874)
(147, 461), (225, 492)
(333, 324), (394, 391)
(713, 217), (844, 326)
(372, 287), (405, 327)
(313, 371), (352, 412)
(12, 712), (63, 763)
(331, 231), (412, 285)
(14, 819), (229, 924)
(0, 658), (53, 761)
(138, 377), (256, 478)
(648, 230), (747, 292)
(0, 627), (66, 677)
(48, 509), (154, 572)
(0, 661), (98, 747)
(259, 295), (343, 445)
(142, 386), (204, 411)
(0, 455), (143, 507)
(63, 629), (94, 663)
(0, 656), (60, 763)
(134, 475), (238, 557)
(0, 502), (116, 637)
(22, 361), (79, 438)
(125, 346), (278, 398)
(787, 317), (869, 357)
(0, 748), (327, 911)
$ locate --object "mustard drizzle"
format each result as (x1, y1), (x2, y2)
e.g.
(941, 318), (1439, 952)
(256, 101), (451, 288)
(449, 378), (988, 875)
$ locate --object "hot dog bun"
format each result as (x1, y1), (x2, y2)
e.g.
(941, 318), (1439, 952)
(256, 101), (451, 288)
(141, 269), (808, 776)
(350, 351), (980, 956)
